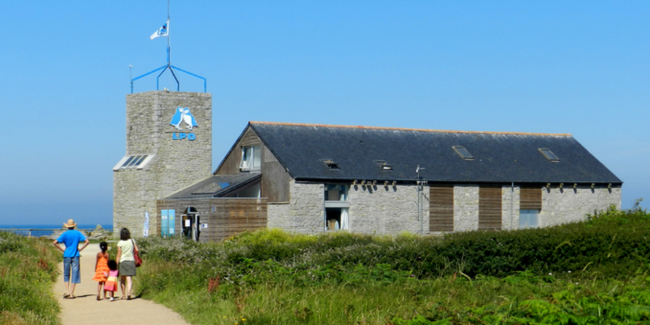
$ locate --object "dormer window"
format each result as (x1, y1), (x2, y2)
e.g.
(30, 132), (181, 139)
(375, 160), (393, 170)
(240, 146), (261, 171)
(452, 146), (474, 160)
(321, 159), (340, 170)
(538, 148), (559, 162)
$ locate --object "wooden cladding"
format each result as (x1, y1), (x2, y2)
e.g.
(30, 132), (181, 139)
(157, 198), (267, 242)
(430, 186), (454, 232)
(479, 186), (502, 230)
(520, 187), (542, 210)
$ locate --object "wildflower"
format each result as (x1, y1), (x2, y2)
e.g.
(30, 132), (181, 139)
(568, 271), (571, 273)
(548, 273), (552, 276)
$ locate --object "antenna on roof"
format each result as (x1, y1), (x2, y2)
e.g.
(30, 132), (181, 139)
(416, 164), (427, 235)
(130, 0), (207, 93)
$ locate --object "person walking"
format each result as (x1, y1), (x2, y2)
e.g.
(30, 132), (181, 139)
(116, 228), (138, 300)
(53, 219), (89, 299)
(92, 242), (110, 300)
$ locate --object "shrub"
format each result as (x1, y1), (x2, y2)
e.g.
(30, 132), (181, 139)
(0, 232), (61, 325)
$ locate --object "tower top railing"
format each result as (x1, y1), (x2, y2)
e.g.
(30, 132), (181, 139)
(130, 0), (207, 93)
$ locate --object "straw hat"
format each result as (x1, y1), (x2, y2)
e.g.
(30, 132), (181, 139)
(63, 219), (77, 228)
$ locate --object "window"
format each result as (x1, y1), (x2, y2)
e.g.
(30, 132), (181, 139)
(538, 148), (559, 162)
(240, 146), (261, 170)
(519, 210), (539, 229)
(321, 159), (340, 170)
(114, 155), (152, 170)
(324, 184), (349, 231)
(520, 187), (541, 229)
(452, 146), (474, 160)
(375, 160), (393, 170)
(325, 184), (348, 201)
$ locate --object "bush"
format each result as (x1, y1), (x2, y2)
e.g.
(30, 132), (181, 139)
(0, 232), (61, 325)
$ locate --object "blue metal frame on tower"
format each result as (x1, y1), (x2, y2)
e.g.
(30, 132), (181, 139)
(130, 0), (207, 93)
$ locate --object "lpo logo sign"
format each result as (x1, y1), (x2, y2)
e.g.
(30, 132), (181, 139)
(170, 107), (197, 141)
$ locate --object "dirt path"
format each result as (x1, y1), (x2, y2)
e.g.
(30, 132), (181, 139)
(53, 244), (190, 325)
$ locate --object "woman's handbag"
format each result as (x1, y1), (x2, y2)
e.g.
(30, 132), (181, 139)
(131, 239), (142, 267)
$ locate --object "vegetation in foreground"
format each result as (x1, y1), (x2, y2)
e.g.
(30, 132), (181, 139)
(136, 203), (650, 324)
(0, 233), (61, 325)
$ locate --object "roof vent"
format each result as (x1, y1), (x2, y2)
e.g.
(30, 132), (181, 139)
(321, 159), (340, 170)
(452, 146), (474, 160)
(375, 160), (393, 170)
(538, 148), (559, 162)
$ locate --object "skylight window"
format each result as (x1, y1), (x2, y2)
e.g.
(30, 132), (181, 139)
(452, 146), (474, 160)
(375, 160), (393, 170)
(114, 155), (150, 170)
(539, 148), (559, 162)
(321, 159), (340, 170)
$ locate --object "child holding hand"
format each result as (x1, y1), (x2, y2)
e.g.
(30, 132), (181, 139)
(91, 242), (110, 300)
(104, 260), (119, 301)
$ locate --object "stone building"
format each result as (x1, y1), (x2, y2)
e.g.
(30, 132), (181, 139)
(113, 91), (212, 236)
(153, 121), (622, 241)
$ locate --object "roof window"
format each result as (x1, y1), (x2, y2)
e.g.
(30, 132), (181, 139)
(375, 160), (393, 170)
(321, 159), (340, 170)
(113, 155), (152, 170)
(539, 148), (559, 162)
(452, 146), (474, 160)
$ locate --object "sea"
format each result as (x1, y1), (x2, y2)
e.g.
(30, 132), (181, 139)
(0, 224), (113, 237)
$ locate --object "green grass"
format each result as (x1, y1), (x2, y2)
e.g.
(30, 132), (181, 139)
(134, 203), (650, 324)
(0, 233), (62, 325)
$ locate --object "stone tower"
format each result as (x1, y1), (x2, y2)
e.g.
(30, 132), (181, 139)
(113, 91), (212, 237)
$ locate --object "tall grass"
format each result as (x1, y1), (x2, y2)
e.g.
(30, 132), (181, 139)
(0, 232), (61, 325)
(135, 203), (650, 324)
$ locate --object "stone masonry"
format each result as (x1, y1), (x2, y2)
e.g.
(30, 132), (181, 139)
(113, 91), (212, 237)
(453, 185), (479, 232)
(349, 184), (427, 235)
(267, 181), (324, 233)
(268, 181), (429, 235)
(541, 186), (621, 227)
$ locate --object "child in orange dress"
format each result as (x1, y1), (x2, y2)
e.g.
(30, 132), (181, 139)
(104, 260), (119, 302)
(92, 242), (110, 300)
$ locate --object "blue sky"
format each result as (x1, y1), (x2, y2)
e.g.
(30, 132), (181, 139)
(1, 1), (648, 225)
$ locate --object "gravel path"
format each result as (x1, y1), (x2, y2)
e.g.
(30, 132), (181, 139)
(53, 244), (190, 325)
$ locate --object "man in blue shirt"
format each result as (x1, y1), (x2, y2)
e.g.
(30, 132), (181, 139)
(53, 219), (89, 299)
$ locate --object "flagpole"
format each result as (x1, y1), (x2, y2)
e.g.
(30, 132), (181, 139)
(167, 0), (171, 66)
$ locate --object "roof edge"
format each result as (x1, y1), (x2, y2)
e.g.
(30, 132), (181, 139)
(249, 121), (572, 137)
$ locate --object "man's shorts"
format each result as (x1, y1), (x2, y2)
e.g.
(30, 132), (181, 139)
(63, 257), (81, 284)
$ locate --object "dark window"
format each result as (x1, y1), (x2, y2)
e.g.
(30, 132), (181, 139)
(538, 148), (559, 162)
(321, 159), (340, 170)
(452, 146), (474, 160)
(374, 160), (393, 170)
(120, 155), (149, 169)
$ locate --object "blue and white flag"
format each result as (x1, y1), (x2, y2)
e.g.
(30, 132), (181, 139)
(150, 20), (169, 40)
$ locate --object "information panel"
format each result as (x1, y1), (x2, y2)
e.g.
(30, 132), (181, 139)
(161, 210), (169, 237)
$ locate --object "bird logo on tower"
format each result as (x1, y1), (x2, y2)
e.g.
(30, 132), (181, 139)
(170, 107), (198, 141)
(170, 107), (198, 130)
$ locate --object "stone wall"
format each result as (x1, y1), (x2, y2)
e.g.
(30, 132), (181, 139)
(267, 182), (622, 235)
(267, 181), (324, 233)
(541, 186), (621, 227)
(348, 184), (427, 235)
(113, 91), (212, 237)
(453, 185), (479, 232)
(268, 181), (428, 235)
(501, 186), (520, 230)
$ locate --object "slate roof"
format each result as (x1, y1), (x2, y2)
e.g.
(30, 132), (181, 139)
(164, 173), (261, 199)
(247, 122), (622, 184)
